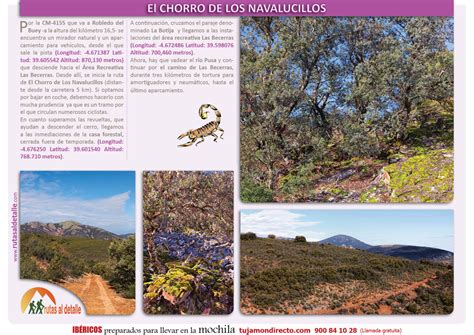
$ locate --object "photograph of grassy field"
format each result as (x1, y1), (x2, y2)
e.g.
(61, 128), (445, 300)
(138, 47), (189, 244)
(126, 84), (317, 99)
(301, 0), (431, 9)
(240, 17), (454, 203)
(19, 171), (136, 315)
(240, 210), (453, 315)
(143, 171), (233, 315)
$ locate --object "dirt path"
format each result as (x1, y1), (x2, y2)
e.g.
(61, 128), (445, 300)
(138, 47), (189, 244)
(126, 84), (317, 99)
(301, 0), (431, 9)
(242, 274), (437, 315)
(315, 275), (436, 315)
(60, 273), (135, 315)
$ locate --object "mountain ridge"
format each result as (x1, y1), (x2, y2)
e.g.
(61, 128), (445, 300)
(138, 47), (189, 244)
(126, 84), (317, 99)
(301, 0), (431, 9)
(268, 233), (453, 263)
(367, 244), (453, 262)
(20, 221), (122, 240)
(315, 234), (453, 263)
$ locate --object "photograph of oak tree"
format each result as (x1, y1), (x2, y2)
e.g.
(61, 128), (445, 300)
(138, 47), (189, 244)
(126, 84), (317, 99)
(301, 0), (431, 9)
(240, 17), (454, 203)
(143, 171), (233, 315)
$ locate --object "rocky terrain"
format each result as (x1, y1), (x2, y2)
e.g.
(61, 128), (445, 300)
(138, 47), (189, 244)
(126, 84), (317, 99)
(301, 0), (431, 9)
(152, 232), (233, 272)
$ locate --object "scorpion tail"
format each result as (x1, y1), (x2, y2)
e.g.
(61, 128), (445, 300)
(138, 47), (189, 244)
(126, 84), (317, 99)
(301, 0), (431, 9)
(199, 104), (221, 125)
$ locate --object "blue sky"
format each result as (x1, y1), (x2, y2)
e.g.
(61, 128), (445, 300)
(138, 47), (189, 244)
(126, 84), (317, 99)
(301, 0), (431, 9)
(20, 171), (135, 234)
(241, 210), (454, 252)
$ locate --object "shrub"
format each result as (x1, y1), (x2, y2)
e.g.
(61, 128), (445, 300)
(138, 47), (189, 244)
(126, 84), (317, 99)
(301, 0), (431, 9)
(107, 236), (136, 298)
(69, 258), (86, 277)
(46, 254), (66, 281)
(122, 283), (136, 299)
(406, 303), (419, 313)
(240, 178), (274, 202)
(92, 261), (112, 278)
(240, 238), (454, 315)
(395, 294), (406, 303)
(22, 234), (55, 262)
(241, 232), (257, 240)
(294, 236), (307, 243)
(279, 164), (315, 198)
(268, 234), (276, 239)
(19, 254), (45, 280)
(253, 292), (280, 308)
(144, 260), (233, 315)
(339, 120), (382, 159)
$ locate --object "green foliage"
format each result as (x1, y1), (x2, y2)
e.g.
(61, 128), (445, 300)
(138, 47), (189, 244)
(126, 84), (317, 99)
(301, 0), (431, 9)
(62, 237), (112, 262)
(294, 236), (307, 243)
(240, 17), (454, 202)
(20, 233), (135, 300)
(19, 254), (45, 280)
(279, 163), (317, 199)
(142, 171), (234, 315)
(240, 178), (274, 202)
(144, 260), (233, 315)
(413, 271), (453, 314)
(340, 121), (381, 159)
(407, 99), (454, 148)
(20, 234), (55, 261)
(106, 236), (136, 299)
(384, 149), (454, 202)
(20, 233), (106, 282)
(385, 270), (453, 315)
(241, 237), (452, 314)
(46, 254), (67, 281)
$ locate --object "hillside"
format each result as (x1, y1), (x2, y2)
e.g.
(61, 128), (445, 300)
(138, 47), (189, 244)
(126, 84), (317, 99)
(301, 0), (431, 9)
(240, 237), (453, 315)
(20, 233), (112, 280)
(21, 221), (121, 240)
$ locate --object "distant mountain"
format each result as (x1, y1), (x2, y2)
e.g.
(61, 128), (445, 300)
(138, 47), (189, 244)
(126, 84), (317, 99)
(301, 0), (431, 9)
(119, 233), (135, 239)
(317, 234), (453, 263)
(21, 221), (121, 240)
(318, 234), (372, 250)
(367, 245), (454, 263)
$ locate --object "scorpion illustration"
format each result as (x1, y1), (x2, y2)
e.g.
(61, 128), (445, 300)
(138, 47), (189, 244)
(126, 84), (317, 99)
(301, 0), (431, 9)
(177, 104), (224, 147)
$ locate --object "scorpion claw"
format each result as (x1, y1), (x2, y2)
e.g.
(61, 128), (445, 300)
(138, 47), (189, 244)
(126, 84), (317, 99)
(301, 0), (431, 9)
(177, 131), (190, 140)
(178, 140), (195, 147)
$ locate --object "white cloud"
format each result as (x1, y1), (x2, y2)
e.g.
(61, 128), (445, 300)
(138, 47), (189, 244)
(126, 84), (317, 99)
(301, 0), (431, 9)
(21, 172), (61, 193)
(20, 172), (39, 188)
(240, 210), (323, 241)
(20, 190), (134, 234)
(37, 178), (61, 193)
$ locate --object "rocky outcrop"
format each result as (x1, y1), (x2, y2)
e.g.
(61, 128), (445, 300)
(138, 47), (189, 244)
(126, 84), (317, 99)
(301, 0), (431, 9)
(383, 149), (453, 202)
(153, 232), (233, 271)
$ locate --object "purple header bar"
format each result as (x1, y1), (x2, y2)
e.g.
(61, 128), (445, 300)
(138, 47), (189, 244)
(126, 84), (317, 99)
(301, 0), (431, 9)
(20, 0), (454, 17)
